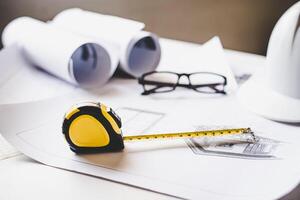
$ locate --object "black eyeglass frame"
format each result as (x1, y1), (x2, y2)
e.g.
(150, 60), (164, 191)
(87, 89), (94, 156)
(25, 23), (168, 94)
(138, 71), (227, 95)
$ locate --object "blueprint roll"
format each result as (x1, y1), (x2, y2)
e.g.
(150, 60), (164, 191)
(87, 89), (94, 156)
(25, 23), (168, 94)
(1, 17), (112, 88)
(51, 8), (161, 77)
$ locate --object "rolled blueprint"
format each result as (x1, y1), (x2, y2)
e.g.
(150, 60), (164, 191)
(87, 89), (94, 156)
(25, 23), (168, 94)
(51, 8), (161, 77)
(2, 17), (112, 87)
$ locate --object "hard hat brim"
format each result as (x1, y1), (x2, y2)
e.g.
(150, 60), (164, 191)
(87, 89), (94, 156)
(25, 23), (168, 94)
(238, 68), (300, 123)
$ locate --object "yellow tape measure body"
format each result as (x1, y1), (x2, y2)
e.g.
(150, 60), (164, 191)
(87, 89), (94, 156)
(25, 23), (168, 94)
(62, 102), (252, 153)
(63, 102), (124, 153)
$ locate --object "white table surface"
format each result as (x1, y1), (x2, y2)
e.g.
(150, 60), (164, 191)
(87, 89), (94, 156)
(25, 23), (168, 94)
(0, 38), (278, 200)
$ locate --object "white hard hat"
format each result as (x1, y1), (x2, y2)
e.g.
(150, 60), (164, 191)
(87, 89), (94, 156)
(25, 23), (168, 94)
(238, 1), (300, 123)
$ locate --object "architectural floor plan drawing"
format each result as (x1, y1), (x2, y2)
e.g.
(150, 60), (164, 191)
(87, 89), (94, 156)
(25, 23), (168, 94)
(186, 126), (280, 159)
(187, 136), (280, 159)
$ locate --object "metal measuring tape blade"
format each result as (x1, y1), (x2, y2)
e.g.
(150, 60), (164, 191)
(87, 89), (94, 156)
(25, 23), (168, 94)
(62, 102), (255, 153)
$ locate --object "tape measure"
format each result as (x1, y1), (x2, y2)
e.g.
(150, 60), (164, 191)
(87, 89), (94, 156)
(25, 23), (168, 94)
(62, 102), (254, 153)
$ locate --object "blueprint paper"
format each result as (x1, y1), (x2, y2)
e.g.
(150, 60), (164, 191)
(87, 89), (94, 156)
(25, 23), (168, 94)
(2, 17), (112, 87)
(51, 8), (161, 77)
(158, 36), (237, 94)
(0, 93), (300, 200)
(1, 37), (299, 199)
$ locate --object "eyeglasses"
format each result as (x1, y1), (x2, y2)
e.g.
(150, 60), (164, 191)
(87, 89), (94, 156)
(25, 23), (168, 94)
(138, 71), (227, 95)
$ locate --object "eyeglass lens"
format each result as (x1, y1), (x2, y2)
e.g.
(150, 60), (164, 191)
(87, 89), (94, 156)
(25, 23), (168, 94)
(143, 72), (178, 93)
(189, 73), (226, 93)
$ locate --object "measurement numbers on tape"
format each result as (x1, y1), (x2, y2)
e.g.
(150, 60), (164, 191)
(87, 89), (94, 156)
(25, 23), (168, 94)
(123, 128), (255, 141)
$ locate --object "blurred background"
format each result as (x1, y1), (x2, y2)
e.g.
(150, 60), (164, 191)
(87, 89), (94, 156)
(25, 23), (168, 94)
(0, 0), (298, 55)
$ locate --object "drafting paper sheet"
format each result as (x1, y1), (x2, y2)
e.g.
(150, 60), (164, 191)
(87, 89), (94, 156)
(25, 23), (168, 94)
(1, 38), (300, 199)
(0, 93), (300, 200)
(159, 36), (237, 93)
(0, 135), (19, 160)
